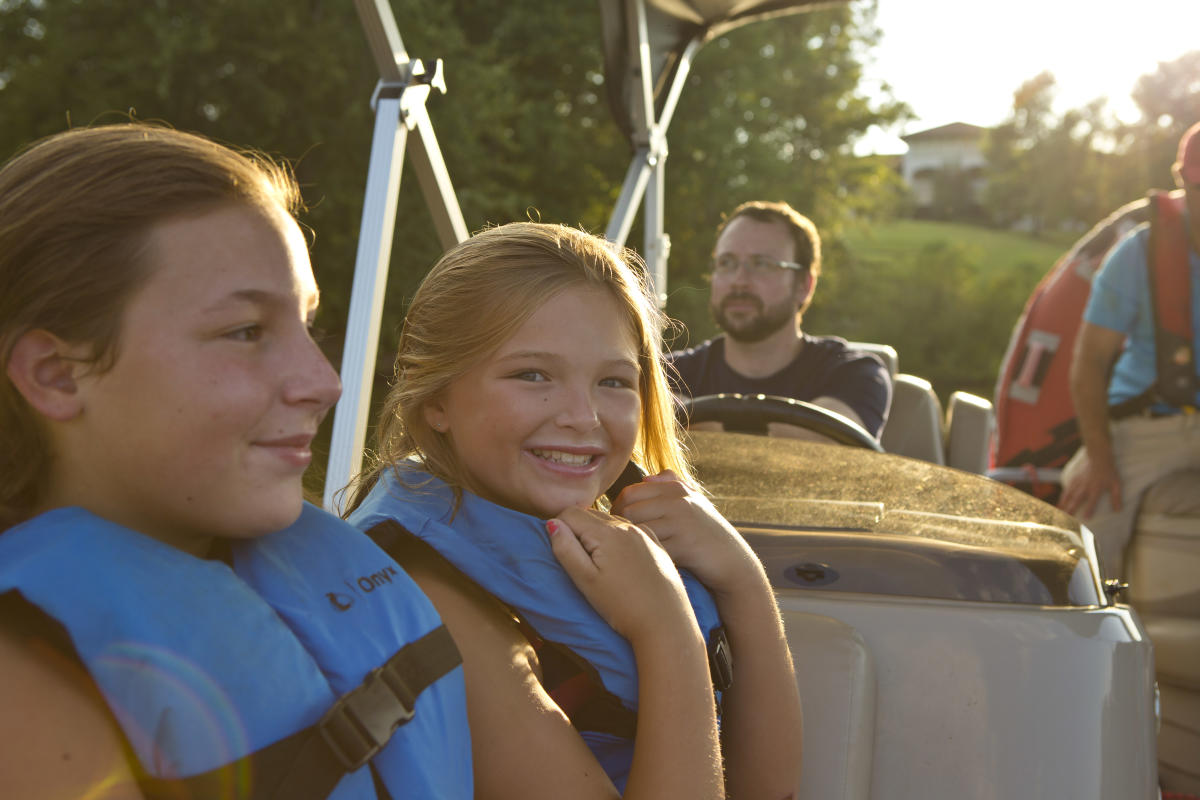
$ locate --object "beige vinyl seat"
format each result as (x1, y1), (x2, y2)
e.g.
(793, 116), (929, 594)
(847, 342), (994, 472)
(944, 390), (995, 474)
(1124, 470), (1200, 795)
(882, 374), (946, 465)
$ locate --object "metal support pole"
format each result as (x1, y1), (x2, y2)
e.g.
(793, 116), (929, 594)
(323, 97), (407, 512)
(408, 106), (469, 249)
(603, 0), (700, 306)
(324, 0), (469, 511)
(644, 148), (669, 307)
(606, 149), (655, 247)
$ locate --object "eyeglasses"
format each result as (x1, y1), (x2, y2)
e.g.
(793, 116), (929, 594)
(710, 252), (806, 278)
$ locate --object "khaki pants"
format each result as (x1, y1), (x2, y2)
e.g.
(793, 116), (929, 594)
(1062, 413), (1200, 578)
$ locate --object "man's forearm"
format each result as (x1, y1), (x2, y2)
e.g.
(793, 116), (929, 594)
(1070, 354), (1115, 466)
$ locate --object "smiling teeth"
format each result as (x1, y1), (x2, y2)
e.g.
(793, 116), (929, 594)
(532, 449), (594, 466)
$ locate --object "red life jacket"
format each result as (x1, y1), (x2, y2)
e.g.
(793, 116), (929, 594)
(992, 190), (1194, 502)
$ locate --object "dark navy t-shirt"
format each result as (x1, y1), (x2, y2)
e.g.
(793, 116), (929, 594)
(667, 334), (892, 437)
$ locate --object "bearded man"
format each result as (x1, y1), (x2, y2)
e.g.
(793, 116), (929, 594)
(668, 201), (892, 439)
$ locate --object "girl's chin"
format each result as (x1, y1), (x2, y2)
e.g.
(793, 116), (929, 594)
(527, 490), (603, 519)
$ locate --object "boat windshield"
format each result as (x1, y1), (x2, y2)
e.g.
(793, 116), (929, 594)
(691, 432), (1102, 607)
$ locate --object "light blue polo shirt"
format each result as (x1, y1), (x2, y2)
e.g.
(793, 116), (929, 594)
(1084, 225), (1200, 407)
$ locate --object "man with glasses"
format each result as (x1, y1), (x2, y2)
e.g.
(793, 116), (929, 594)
(669, 200), (891, 438)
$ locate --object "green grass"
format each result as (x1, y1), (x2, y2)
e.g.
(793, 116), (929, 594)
(819, 218), (1082, 403)
(841, 219), (1070, 275)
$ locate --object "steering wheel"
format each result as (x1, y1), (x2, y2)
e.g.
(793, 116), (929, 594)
(680, 393), (883, 451)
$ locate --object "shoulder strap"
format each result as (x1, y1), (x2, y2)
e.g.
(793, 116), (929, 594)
(142, 623), (459, 800)
(2, 586), (458, 800)
(365, 519), (639, 739)
(263, 623), (460, 800)
(1147, 190), (1197, 408)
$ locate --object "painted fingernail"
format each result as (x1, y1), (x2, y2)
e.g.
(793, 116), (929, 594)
(546, 519), (560, 536)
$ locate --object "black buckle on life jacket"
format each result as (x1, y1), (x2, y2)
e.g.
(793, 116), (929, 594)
(315, 624), (461, 772)
(318, 660), (417, 771)
(708, 626), (733, 694)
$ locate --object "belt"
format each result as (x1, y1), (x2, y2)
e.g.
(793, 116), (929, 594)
(1107, 386), (1200, 420)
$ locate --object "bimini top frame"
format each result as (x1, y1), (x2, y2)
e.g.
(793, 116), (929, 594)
(598, 0), (844, 304)
(325, 0), (844, 509)
(323, 0), (469, 510)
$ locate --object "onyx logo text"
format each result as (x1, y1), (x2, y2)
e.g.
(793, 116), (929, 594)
(328, 564), (402, 612)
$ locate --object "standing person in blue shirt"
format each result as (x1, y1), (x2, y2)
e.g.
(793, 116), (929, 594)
(0, 124), (472, 799)
(1061, 121), (1200, 577)
(669, 201), (892, 440)
(345, 221), (803, 799)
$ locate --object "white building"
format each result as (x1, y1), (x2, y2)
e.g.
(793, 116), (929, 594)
(900, 122), (988, 217)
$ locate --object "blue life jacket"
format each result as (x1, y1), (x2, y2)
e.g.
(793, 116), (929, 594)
(348, 466), (728, 790)
(0, 502), (472, 799)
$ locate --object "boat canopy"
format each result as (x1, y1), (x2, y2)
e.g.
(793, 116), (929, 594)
(600, 0), (845, 142)
(596, 0), (844, 304)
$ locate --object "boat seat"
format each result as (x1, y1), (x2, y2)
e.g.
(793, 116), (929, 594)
(847, 343), (950, 465)
(1125, 469), (1200, 795)
(781, 610), (875, 800)
(944, 391), (994, 475)
(846, 341), (898, 378)
(847, 342), (993, 470)
(879, 374), (945, 465)
(1127, 472), (1200, 618)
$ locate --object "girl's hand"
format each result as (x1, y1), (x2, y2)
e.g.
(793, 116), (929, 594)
(548, 506), (699, 645)
(611, 470), (761, 596)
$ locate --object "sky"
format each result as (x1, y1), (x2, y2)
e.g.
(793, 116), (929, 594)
(857, 0), (1198, 154)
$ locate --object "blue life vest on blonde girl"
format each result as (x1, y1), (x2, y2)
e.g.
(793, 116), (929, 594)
(0, 503), (472, 799)
(348, 466), (727, 790)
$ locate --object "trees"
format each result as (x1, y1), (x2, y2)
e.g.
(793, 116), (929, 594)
(982, 72), (1109, 234)
(0, 0), (379, 361)
(1121, 49), (1200, 190)
(983, 51), (1200, 234)
(1, 0), (905, 361)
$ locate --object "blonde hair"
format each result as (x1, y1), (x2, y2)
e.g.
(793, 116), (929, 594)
(349, 221), (692, 510)
(0, 123), (302, 529)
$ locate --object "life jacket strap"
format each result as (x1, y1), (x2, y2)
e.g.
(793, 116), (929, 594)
(365, 519), (646, 738)
(1147, 190), (1198, 409)
(365, 518), (734, 739)
(322, 624), (460, 770)
(708, 625), (733, 695)
(266, 624), (461, 799)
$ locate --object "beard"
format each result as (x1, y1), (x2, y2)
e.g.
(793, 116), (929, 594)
(711, 291), (797, 344)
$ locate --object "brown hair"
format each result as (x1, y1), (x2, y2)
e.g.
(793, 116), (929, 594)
(716, 200), (822, 278)
(0, 123), (302, 529)
(348, 221), (692, 511)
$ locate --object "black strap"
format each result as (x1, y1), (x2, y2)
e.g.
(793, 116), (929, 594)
(367, 520), (649, 738)
(708, 626), (733, 697)
(139, 631), (461, 800)
(139, 624), (460, 800)
(1108, 391), (1156, 421)
(267, 624), (461, 800)
(1, 589), (459, 800)
(517, 615), (639, 739)
(366, 519), (734, 737)
(1146, 191), (1199, 409)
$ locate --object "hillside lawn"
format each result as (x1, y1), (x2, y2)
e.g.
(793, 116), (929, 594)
(822, 219), (1079, 402)
(842, 219), (1072, 278)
